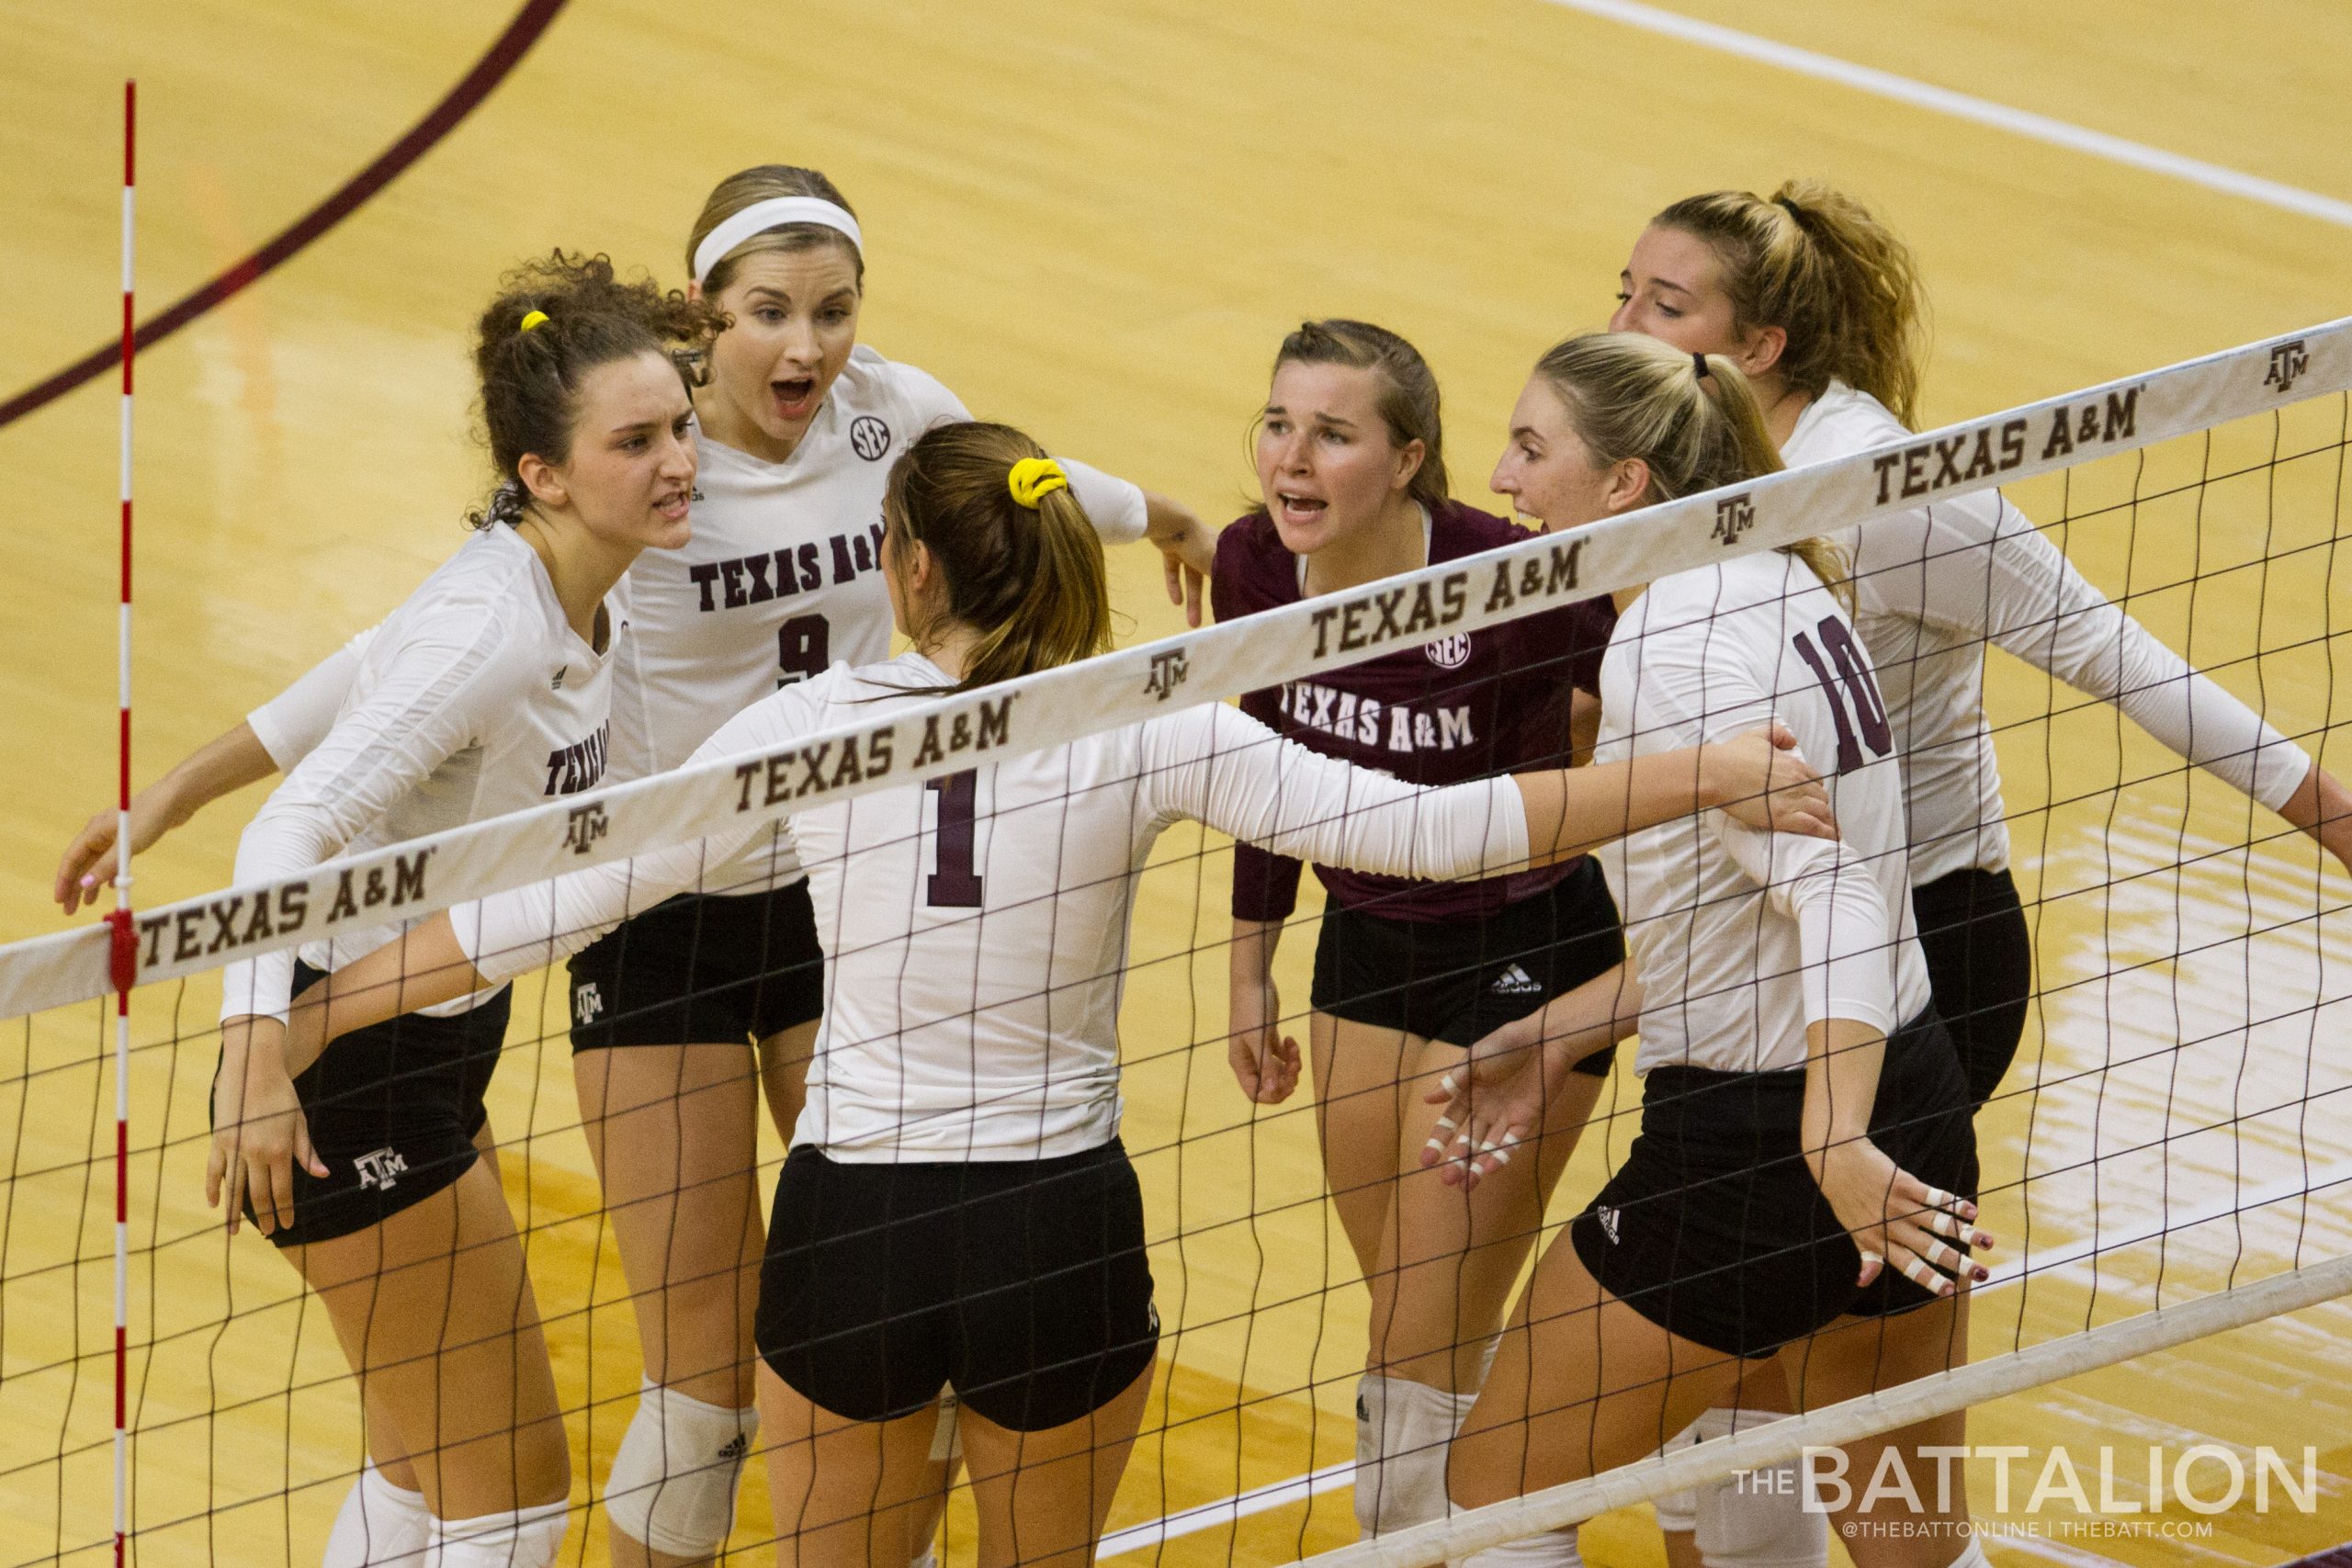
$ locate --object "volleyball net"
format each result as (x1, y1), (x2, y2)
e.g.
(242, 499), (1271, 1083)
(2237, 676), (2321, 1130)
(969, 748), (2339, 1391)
(4, 318), (2351, 1565)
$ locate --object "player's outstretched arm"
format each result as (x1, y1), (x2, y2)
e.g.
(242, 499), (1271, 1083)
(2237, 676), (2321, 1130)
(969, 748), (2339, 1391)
(55, 721), (277, 914)
(1513, 721), (1836, 865)
(1422, 963), (1642, 1189)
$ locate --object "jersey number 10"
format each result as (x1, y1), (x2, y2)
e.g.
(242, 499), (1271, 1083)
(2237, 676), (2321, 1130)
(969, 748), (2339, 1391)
(926, 771), (985, 908)
(1789, 616), (1891, 774)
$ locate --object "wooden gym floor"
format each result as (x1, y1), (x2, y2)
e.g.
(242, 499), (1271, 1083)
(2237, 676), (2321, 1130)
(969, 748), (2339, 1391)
(3, 2), (2350, 1563)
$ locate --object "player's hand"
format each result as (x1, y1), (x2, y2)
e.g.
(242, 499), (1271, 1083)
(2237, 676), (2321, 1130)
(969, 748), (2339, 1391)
(209, 1019), (328, 1236)
(1226, 974), (1298, 1103)
(54, 792), (178, 914)
(1709, 723), (1836, 840)
(1810, 1136), (1992, 1296)
(1144, 496), (1217, 628)
(1419, 1013), (1546, 1190)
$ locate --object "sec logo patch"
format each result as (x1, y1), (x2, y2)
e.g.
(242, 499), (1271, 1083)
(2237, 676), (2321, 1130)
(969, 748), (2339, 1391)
(1425, 633), (1472, 670)
(850, 415), (892, 461)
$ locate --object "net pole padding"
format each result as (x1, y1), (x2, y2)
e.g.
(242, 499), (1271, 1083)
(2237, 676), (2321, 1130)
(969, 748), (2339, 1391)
(3, 314), (2349, 1021)
(1295, 1250), (2352, 1568)
(110, 76), (135, 1568)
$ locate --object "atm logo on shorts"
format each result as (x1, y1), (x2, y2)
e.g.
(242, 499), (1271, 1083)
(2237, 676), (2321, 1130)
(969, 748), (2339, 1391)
(574, 982), (605, 1024)
(355, 1147), (409, 1191)
(2267, 340), (2311, 395)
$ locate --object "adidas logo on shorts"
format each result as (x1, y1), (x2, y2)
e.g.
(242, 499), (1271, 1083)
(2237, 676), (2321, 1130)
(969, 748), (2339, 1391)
(1488, 963), (1543, 997)
(1597, 1204), (1622, 1244)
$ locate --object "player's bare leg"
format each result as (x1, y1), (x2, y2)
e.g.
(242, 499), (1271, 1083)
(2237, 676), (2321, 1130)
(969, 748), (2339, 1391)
(956, 1359), (1154, 1568)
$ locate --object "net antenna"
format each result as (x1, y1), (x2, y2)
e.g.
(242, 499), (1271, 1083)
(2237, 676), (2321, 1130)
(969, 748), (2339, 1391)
(108, 76), (136, 1568)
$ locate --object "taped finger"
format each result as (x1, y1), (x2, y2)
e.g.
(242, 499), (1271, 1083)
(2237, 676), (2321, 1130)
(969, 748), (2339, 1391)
(1440, 1073), (1459, 1099)
(1922, 1237), (1960, 1269)
(1923, 1208), (1967, 1240)
(1898, 1255), (1947, 1294)
(1920, 1186), (1954, 1212)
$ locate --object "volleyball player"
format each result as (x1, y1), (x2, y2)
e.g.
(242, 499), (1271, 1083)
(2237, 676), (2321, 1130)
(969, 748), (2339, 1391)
(263, 419), (1830, 1568)
(560, 164), (1213, 1568)
(1441, 333), (1995, 1568)
(72, 164), (1217, 1568)
(1216, 319), (1626, 1539)
(1600, 180), (2352, 1568)
(207, 254), (713, 1568)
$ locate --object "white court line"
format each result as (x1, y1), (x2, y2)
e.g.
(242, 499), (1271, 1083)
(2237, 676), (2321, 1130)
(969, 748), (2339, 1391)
(1100, 1162), (2352, 1557)
(1542, 0), (2352, 231)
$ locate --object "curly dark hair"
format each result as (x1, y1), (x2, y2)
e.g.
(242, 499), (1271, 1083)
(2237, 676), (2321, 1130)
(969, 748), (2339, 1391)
(469, 250), (719, 528)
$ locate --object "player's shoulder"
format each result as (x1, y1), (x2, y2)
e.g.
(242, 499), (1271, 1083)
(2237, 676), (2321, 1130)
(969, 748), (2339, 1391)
(1426, 498), (1524, 558)
(1211, 510), (1294, 613)
(835, 344), (962, 427)
(392, 526), (552, 641)
(1784, 380), (1909, 466)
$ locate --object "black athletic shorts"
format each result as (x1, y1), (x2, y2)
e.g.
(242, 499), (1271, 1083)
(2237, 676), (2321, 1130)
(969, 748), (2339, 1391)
(567, 879), (825, 1053)
(1311, 856), (1625, 1076)
(756, 1139), (1160, 1432)
(226, 961), (510, 1248)
(1911, 867), (2032, 1106)
(1569, 1008), (1978, 1359)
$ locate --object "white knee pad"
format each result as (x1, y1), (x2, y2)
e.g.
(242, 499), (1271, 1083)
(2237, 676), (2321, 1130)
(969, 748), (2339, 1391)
(603, 1377), (760, 1558)
(424, 1499), (569, 1568)
(1353, 1373), (1476, 1539)
(1652, 1406), (1740, 1535)
(1456, 1526), (1584, 1568)
(1695, 1461), (1826, 1568)
(324, 1461), (431, 1567)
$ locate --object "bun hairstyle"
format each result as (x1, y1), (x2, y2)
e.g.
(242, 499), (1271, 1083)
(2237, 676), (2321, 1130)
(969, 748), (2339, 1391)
(1651, 180), (1928, 429)
(1268, 319), (1451, 511)
(883, 422), (1113, 694)
(470, 251), (718, 528)
(1532, 332), (1849, 603)
(688, 165), (864, 296)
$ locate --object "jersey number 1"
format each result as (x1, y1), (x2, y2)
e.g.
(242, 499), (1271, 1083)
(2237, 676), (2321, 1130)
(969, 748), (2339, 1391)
(1790, 616), (1891, 773)
(926, 771), (984, 908)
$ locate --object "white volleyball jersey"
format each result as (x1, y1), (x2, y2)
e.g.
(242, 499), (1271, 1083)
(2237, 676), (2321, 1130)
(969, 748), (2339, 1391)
(606, 345), (1148, 894)
(460, 654), (1529, 1162)
(1596, 550), (1931, 1076)
(1788, 381), (2307, 885)
(220, 524), (627, 1025)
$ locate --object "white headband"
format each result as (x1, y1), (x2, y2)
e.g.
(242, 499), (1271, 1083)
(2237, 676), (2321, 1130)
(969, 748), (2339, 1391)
(693, 197), (864, 285)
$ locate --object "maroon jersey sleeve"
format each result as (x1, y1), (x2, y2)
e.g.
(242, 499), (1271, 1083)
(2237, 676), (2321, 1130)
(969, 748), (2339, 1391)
(1214, 516), (1307, 923)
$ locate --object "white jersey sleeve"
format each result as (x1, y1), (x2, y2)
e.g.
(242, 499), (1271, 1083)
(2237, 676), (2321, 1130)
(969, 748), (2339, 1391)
(1863, 489), (2308, 812)
(246, 626), (379, 770)
(888, 360), (1150, 545)
(1135, 702), (1529, 880)
(220, 608), (523, 1023)
(458, 684), (1529, 985)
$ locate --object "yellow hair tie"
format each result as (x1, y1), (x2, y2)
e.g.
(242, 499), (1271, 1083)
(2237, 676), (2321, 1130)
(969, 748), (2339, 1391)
(1007, 457), (1068, 510)
(518, 310), (550, 333)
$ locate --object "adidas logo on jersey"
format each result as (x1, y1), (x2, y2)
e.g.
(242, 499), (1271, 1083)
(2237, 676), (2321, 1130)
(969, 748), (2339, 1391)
(717, 1433), (750, 1462)
(1596, 1204), (1622, 1244)
(355, 1147), (409, 1191)
(1488, 963), (1542, 997)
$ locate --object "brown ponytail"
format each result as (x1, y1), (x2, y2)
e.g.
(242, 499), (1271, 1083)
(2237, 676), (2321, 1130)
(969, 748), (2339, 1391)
(1652, 180), (1928, 428)
(1532, 332), (1849, 604)
(469, 250), (718, 528)
(883, 423), (1112, 694)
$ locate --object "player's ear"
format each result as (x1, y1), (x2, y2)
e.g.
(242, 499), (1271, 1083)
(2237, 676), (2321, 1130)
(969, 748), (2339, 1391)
(1736, 323), (1787, 380)
(1391, 437), (1426, 494)
(517, 452), (568, 511)
(1605, 457), (1651, 513)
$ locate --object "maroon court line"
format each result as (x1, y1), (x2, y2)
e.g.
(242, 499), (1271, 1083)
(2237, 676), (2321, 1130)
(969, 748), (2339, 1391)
(0, 0), (571, 430)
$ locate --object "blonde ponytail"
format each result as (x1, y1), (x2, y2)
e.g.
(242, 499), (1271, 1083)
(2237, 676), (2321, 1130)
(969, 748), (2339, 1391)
(1533, 333), (1849, 605)
(1652, 180), (1928, 428)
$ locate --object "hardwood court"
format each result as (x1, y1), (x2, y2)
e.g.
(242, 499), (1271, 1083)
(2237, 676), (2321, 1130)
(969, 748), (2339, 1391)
(4, 3), (2350, 1563)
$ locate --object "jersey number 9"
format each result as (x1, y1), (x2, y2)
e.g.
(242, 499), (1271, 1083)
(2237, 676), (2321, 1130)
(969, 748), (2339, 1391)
(778, 614), (830, 686)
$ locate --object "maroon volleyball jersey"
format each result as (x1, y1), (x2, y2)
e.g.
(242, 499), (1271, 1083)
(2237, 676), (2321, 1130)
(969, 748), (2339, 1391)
(1213, 501), (1617, 924)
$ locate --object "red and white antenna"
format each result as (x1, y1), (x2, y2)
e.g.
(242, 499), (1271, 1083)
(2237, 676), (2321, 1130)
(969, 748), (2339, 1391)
(109, 76), (136, 1568)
